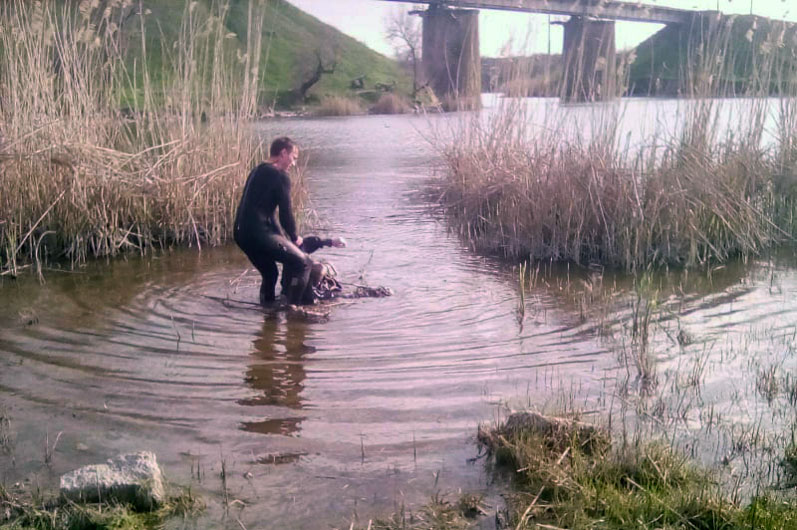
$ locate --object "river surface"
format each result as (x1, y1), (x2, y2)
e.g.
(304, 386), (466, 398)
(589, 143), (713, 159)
(2, 96), (797, 528)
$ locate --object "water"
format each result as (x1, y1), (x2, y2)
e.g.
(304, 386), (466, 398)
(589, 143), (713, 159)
(1, 96), (796, 527)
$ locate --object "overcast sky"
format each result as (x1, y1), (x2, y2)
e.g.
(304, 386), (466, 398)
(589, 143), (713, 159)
(287, 0), (796, 57)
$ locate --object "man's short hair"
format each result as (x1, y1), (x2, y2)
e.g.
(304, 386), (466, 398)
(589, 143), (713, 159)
(270, 137), (296, 157)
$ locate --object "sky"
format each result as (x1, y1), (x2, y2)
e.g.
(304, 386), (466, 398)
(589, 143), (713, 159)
(287, 0), (796, 58)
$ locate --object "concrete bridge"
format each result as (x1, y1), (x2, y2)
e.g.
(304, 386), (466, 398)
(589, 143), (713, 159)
(378, 0), (702, 104)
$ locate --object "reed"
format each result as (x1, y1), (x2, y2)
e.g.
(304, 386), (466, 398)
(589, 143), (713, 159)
(370, 93), (413, 115)
(0, 1), (300, 277)
(314, 95), (364, 117)
(438, 18), (797, 272)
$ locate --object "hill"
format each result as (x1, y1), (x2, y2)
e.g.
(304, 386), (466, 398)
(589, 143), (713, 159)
(628, 13), (797, 97)
(121, 0), (410, 108)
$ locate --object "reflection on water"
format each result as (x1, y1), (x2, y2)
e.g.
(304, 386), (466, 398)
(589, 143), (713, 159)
(239, 318), (312, 435)
(1, 96), (796, 527)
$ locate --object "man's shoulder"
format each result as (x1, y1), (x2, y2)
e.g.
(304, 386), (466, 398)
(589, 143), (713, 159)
(253, 162), (287, 178)
(248, 163), (282, 183)
(253, 162), (276, 173)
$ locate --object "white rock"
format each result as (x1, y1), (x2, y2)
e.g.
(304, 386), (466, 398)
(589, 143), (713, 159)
(60, 451), (165, 510)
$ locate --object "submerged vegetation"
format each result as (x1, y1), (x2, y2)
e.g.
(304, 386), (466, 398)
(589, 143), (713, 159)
(0, 1), (313, 277)
(440, 17), (797, 272)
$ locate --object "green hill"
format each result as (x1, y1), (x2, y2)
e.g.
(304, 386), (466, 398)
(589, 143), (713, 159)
(628, 13), (797, 96)
(122, 0), (410, 108)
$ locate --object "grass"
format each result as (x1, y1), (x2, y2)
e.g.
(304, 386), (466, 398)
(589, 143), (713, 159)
(221, 0), (410, 108)
(314, 95), (364, 117)
(478, 412), (797, 529)
(370, 93), (413, 115)
(438, 16), (797, 272)
(349, 493), (482, 530)
(0, 0), (314, 277)
(350, 260), (797, 529)
(0, 483), (204, 530)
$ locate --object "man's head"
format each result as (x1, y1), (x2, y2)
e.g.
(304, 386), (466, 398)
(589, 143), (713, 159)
(269, 137), (298, 171)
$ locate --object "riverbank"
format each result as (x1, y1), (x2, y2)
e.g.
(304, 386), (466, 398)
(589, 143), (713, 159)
(0, 482), (203, 530)
(475, 412), (797, 529)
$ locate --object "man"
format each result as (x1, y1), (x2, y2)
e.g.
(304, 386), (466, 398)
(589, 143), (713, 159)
(234, 137), (312, 305)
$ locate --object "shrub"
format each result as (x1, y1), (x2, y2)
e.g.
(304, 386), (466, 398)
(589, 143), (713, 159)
(370, 93), (413, 115)
(314, 96), (364, 117)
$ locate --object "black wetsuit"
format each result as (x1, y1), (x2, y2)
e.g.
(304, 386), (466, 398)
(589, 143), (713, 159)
(233, 163), (311, 305)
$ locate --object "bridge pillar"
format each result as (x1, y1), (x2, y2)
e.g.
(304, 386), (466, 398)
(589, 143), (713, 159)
(561, 17), (617, 102)
(421, 7), (481, 110)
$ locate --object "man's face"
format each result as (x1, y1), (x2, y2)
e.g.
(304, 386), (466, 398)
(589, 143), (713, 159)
(276, 147), (299, 171)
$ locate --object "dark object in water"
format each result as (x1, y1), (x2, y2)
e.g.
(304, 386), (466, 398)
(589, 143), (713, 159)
(344, 285), (393, 298)
(279, 235), (392, 303)
(281, 236), (346, 303)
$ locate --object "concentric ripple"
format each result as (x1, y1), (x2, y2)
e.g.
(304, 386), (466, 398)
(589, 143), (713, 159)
(3, 100), (796, 527)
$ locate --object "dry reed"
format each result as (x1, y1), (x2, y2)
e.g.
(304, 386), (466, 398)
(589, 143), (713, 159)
(370, 93), (413, 115)
(439, 17), (797, 271)
(314, 95), (364, 117)
(0, 0), (300, 277)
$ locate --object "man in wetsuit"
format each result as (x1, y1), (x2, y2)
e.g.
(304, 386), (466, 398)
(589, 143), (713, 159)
(234, 137), (313, 306)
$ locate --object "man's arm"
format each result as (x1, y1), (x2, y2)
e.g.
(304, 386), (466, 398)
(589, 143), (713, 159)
(277, 173), (299, 243)
(300, 236), (347, 253)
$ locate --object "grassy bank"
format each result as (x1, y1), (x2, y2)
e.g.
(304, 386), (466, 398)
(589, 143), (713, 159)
(0, 1), (311, 277)
(475, 413), (797, 529)
(440, 45), (797, 272)
(0, 482), (203, 530)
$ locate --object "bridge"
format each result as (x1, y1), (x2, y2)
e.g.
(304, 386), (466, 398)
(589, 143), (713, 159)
(377, 0), (705, 104)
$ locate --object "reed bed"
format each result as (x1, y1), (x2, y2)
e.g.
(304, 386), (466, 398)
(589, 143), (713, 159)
(440, 111), (785, 270)
(439, 18), (797, 272)
(0, 0), (297, 277)
(314, 95), (364, 117)
(370, 93), (413, 115)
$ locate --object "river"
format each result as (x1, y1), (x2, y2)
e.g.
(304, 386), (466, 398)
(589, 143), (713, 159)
(1, 96), (796, 528)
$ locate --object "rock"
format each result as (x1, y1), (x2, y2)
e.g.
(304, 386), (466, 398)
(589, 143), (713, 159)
(60, 451), (165, 510)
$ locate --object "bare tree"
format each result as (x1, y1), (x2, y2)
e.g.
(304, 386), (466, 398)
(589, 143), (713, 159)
(385, 7), (423, 98)
(293, 49), (338, 102)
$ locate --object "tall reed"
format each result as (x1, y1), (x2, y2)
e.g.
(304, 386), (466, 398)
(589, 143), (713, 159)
(0, 0), (294, 277)
(439, 16), (797, 271)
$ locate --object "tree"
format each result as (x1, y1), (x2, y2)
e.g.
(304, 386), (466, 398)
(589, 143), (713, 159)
(294, 49), (338, 102)
(385, 7), (423, 98)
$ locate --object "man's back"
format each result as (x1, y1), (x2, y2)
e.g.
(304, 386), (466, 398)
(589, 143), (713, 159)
(234, 162), (297, 244)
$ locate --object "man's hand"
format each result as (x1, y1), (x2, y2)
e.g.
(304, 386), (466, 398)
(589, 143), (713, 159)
(294, 236), (303, 247)
(331, 237), (347, 248)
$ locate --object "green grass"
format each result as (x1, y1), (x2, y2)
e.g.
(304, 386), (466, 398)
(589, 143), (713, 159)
(0, 483), (204, 530)
(349, 493), (482, 530)
(120, 0), (411, 109)
(479, 415), (797, 529)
